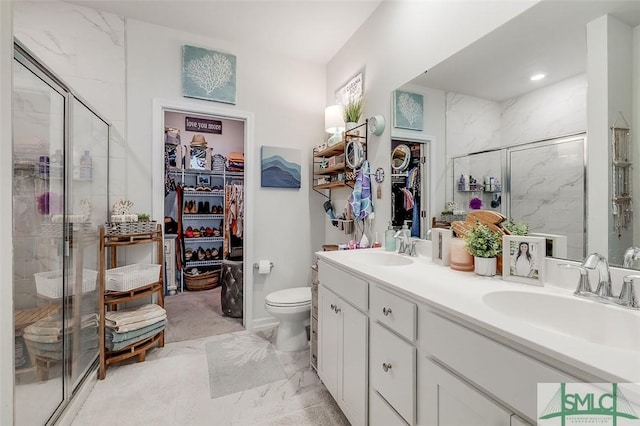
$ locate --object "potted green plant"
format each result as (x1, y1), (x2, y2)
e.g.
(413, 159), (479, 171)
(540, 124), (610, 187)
(464, 221), (502, 276)
(502, 219), (529, 236)
(343, 97), (364, 131)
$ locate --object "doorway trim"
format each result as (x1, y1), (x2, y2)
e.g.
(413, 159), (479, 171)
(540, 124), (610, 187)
(152, 98), (254, 329)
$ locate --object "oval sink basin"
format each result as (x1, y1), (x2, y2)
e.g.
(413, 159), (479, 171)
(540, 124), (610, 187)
(352, 252), (414, 266)
(482, 290), (640, 351)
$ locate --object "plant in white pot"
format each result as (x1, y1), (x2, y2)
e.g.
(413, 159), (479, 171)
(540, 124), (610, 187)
(464, 221), (502, 276)
(343, 97), (364, 132)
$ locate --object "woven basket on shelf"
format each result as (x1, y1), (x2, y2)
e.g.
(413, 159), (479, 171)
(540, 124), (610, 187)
(104, 221), (158, 236)
(184, 269), (220, 291)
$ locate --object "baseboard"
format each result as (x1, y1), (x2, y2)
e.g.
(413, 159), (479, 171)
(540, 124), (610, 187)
(53, 367), (97, 426)
(251, 317), (278, 331)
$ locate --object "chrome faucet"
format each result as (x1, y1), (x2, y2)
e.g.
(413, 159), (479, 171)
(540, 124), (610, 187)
(582, 252), (613, 298)
(558, 264), (592, 296)
(393, 231), (418, 257)
(619, 275), (640, 308)
(560, 252), (640, 310)
(623, 247), (640, 269)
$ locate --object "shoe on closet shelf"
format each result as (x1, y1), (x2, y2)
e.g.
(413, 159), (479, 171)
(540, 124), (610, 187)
(197, 248), (206, 261)
(213, 228), (221, 237)
(204, 201), (210, 213)
(205, 249), (212, 260)
(192, 228), (201, 238)
(206, 227), (213, 237)
(185, 227), (194, 238)
(184, 248), (193, 261)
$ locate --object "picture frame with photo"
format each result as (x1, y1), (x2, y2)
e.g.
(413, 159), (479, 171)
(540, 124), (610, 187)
(197, 175), (211, 186)
(502, 235), (546, 286)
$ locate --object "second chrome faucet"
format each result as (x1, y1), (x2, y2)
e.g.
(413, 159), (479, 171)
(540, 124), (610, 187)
(560, 252), (639, 309)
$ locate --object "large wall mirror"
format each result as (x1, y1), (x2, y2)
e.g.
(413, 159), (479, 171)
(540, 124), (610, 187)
(392, 0), (640, 268)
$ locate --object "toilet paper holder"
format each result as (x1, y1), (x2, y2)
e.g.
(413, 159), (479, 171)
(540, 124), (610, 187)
(253, 261), (274, 269)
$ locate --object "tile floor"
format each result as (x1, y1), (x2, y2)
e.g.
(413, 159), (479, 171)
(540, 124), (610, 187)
(71, 329), (349, 426)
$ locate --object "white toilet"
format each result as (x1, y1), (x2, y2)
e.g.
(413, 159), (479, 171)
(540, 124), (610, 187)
(265, 287), (311, 352)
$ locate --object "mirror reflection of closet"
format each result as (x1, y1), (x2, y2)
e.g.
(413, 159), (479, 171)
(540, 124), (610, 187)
(391, 144), (411, 172)
(390, 140), (427, 238)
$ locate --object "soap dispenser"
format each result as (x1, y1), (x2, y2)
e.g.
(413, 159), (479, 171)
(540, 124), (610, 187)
(385, 222), (396, 252)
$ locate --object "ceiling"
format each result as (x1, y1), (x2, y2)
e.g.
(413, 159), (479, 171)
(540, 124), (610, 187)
(409, 0), (640, 102)
(67, 0), (382, 64)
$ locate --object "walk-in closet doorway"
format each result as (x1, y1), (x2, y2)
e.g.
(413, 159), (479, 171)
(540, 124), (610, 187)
(152, 99), (254, 339)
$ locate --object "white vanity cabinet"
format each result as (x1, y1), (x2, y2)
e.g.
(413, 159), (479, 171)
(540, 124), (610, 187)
(317, 260), (368, 426)
(421, 357), (513, 425)
(369, 284), (417, 425)
(419, 309), (575, 424)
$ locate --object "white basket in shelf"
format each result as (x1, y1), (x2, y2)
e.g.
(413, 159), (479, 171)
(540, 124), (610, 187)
(34, 269), (98, 299)
(105, 264), (161, 292)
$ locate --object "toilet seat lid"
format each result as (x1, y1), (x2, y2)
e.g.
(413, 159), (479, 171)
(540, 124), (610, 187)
(266, 287), (311, 306)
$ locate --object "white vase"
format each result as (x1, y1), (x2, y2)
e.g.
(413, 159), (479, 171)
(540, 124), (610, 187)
(474, 256), (497, 276)
(345, 121), (359, 136)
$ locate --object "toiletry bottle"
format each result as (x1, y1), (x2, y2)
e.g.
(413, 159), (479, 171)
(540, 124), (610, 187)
(80, 150), (92, 179)
(401, 223), (410, 240)
(458, 174), (465, 191)
(385, 222), (397, 251)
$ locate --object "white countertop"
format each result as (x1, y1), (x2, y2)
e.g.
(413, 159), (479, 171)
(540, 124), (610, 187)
(316, 248), (640, 384)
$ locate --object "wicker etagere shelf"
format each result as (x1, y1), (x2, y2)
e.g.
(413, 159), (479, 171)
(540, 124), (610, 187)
(98, 224), (165, 379)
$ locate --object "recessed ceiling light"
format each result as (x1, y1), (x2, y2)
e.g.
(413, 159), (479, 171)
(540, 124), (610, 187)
(530, 73), (546, 81)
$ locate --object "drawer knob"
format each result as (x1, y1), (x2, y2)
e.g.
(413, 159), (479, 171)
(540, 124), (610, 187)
(382, 307), (392, 316)
(382, 362), (392, 372)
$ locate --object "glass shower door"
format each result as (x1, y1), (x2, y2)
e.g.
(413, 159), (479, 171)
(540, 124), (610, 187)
(12, 50), (66, 426)
(67, 97), (107, 389)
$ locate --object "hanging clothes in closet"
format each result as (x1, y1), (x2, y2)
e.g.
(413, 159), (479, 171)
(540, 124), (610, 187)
(224, 182), (244, 258)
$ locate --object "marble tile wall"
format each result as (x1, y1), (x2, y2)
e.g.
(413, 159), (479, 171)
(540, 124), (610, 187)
(445, 75), (587, 259)
(446, 92), (502, 157)
(500, 74), (587, 146)
(509, 138), (585, 259)
(13, 1), (127, 202)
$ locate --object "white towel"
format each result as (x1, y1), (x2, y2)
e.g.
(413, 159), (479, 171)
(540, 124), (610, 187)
(106, 314), (167, 333)
(105, 304), (166, 328)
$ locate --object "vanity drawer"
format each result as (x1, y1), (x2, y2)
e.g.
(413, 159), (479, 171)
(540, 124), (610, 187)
(318, 260), (368, 311)
(370, 322), (416, 424)
(422, 311), (578, 421)
(371, 284), (416, 342)
(369, 390), (409, 426)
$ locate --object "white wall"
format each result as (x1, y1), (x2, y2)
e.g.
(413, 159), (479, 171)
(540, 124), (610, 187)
(587, 15), (634, 265)
(0, 2), (14, 423)
(125, 19), (326, 326)
(324, 0), (538, 243)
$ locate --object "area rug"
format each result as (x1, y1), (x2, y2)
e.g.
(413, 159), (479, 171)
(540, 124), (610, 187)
(205, 332), (287, 399)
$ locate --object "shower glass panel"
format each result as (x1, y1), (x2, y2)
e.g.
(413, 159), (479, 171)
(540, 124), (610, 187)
(508, 135), (585, 260)
(67, 97), (106, 389)
(12, 49), (66, 426)
(12, 42), (109, 425)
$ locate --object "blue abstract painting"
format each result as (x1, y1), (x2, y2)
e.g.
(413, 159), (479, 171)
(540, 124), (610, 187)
(183, 45), (236, 104)
(261, 146), (301, 189)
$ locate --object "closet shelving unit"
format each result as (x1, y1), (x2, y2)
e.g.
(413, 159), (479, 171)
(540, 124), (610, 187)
(169, 168), (244, 290)
(98, 224), (164, 380)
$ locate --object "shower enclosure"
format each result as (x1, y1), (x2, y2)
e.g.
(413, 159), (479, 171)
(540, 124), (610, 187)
(12, 41), (109, 425)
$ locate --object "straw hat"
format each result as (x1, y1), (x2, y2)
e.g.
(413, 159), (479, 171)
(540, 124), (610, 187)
(190, 134), (208, 146)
